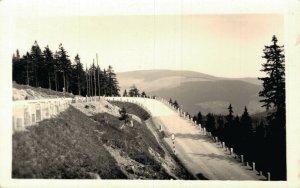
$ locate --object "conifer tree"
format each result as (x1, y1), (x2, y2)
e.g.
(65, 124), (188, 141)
(258, 35), (285, 130)
(123, 89), (128, 97)
(258, 35), (286, 180)
(141, 91), (147, 97)
(173, 100), (179, 109)
(129, 85), (139, 97)
(197, 112), (203, 125)
(30, 41), (43, 87)
(42, 45), (55, 89)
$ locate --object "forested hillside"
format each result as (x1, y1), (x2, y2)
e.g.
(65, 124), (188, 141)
(12, 41), (120, 97)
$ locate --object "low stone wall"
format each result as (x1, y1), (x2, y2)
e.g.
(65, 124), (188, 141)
(12, 98), (73, 132)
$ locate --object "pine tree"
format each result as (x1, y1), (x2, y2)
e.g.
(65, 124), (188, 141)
(197, 112), (203, 125)
(30, 41), (43, 87)
(240, 106), (252, 133)
(173, 100), (179, 109)
(258, 35), (286, 180)
(123, 89), (128, 97)
(71, 54), (85, 95)
(205, 113), (216, 133)
(55, 43), (71, 92)
(141, 91), (147, 97)
(107, 65), (120, 96)
(42, 45), (55, 89)
(226, 104), (234, 125)
(129, 85), (139, 97)
(258, 35), (285, 130)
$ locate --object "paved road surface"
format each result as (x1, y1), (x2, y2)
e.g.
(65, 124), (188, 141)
(106, 97), (262, 180)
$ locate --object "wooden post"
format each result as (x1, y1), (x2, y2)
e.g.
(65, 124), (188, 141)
(241, 155), (244, 163)
(252, 162), (255, 171)
(230, 148), (233, 155)
(171, 134), (175, 155)
(96, 53), (100, 98)
(222, 142), (225, 148)
(246, 162), (249, 167)
(267, 172), (271, 181)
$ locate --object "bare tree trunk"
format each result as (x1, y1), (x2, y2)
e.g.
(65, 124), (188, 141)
(55, 71), (57, 91)
(63, 71), (66, 92)
(66, 76), (69, 93)
(48, 74), (51, 90)
(35, 70), (38, 87)
(26, 60), (29, 85)
(97, 54), (100, 97)
(93, 60), (96, 96)
(89, 69), (92, 97)
(86, 67), (88, 96)
(78, 75), (81, 96)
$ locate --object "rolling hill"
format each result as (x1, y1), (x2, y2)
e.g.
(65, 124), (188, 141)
(117, 70), (263, 115)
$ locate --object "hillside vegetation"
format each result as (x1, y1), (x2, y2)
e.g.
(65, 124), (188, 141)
(13, 104), (193, 179)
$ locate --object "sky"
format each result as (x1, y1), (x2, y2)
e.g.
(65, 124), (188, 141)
(1, 0), (285, 78)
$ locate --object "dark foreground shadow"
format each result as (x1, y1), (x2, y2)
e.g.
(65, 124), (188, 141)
(196, 173), (209, 180)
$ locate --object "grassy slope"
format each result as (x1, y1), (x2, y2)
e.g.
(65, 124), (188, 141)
(13, 106), (125, 179)
(13, 105), (174, 179)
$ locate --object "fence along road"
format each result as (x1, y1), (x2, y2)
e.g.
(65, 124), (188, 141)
(106, 97), (262, 180)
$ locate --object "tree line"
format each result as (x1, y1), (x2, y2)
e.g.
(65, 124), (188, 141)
(12, 41), (120, 96)
(190, 35), (285, 180)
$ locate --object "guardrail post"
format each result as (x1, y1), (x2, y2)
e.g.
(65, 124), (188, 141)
(267, 172), (271, 181)
(252, 162), (255, 171)
(241, 155), (244, 163)
(230, 148), (233, 155)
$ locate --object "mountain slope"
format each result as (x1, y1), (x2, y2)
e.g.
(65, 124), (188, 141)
(117, 70), (263, 115)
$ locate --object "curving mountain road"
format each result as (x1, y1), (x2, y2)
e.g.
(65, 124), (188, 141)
(106, 97), (262, 180)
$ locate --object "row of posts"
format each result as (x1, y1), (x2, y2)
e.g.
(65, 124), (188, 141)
(214, 138), (271, 180)
(158, 97), (272, 181)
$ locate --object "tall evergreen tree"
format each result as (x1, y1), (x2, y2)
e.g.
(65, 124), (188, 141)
(226, 104), (234, 125)
(107, 65), (120, 96)
(240, 106), (252, 133)
(258, 35), (286, 180)
(258, 35), (285, 130)
(42, 45), (55, 89)
(30, 41), (43, 87)
(55, 43), (71, 92)
(196, 112), (203, 125)
(71, 54), (85, 95)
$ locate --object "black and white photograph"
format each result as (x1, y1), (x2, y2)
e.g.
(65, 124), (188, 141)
(0, 0), (300, 187)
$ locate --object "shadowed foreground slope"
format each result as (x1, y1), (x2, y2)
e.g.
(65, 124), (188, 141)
(12, 105), (193, 179)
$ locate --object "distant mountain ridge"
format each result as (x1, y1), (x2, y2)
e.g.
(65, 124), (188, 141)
(116, 69), (263, 115)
